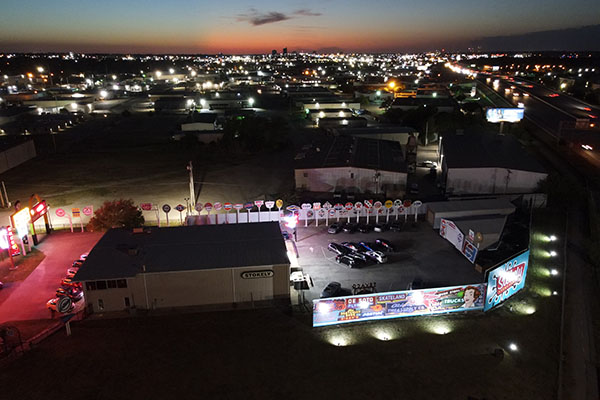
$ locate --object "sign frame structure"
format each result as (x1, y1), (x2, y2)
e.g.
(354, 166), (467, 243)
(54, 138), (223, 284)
(313, 283), (487, 327)
(484, 249), (530, 311)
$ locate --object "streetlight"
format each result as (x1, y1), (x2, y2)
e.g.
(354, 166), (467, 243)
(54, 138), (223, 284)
(248, 97), (255, 107)
(37, 66), (44, 73)
(99, 90), (108, 99)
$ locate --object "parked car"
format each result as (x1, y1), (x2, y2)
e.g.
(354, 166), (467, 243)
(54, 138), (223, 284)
(375, 238), (395, 252)
(358, 224), (373, 233)
(343, 223), (358, 233)
(61, 278), (82, 288)
(390, 221), (403, 232)
(362, 249), (387, 264)
(328, 242), (349, 256)
(341, 242), (361, 252)
(56, 288), (84, 302)
(66, 268), (78, 278)
(72, 259), (85, 268)
(346, 251), (368, 262)
(47, 297), (74, 313)
(358, 241), (375, 252)
(373, 224), (389, 233)
(320, 282), (352, 298)
(407, 278), (424, 290)
(336, 254), (358, 268)
(328, 223), (343, 234)
(80, 253), (89, 260)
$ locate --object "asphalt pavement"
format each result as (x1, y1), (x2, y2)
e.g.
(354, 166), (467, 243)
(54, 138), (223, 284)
(0, 231), (103, 324)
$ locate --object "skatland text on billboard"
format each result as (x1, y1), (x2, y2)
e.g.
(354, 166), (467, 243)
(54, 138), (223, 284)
(313, 283), (486, 327)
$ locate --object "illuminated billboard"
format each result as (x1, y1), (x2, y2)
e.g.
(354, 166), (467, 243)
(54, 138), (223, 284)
(484, 250), (530, 311)
(10, 207), (31, 238)
(486, 108), (524, 123)
(313, 283), (486, 327)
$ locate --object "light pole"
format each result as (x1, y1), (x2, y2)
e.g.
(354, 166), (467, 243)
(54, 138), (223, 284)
(187, 161), (195, 209)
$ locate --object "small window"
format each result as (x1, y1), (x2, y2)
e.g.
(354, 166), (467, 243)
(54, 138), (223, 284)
(117, 279), (128, 288)
(124, 297), (131, 308)
(98, 299), (104, 311)
(107, 280), (117, 289)
(303, 172), (308, 177)
(350, 173), (354, 179)
(86, 281), (97, 291)
(96, 280), (107, 290)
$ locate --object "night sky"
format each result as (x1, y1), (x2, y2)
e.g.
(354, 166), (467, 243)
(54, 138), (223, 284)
(0, 0), (598, 53)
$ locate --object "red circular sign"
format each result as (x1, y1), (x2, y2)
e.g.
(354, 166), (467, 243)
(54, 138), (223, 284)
(204, 202), (213, 211)
(55, 208), (66, 217)
(403, 200), (412, 208)
(223, 202), (233, 211)
(345, 202), (353, 210)
(213, 202), (222, 211)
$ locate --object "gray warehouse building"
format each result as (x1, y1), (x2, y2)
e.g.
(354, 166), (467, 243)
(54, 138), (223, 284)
(74, 223), (291, 313)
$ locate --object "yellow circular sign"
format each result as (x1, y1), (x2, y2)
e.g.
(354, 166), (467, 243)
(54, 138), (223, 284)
(275, 199), (284, 209)
(384, 200), (393, 209)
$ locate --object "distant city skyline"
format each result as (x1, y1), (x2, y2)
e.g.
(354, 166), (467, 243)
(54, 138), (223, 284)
(0, 0), (599, 53)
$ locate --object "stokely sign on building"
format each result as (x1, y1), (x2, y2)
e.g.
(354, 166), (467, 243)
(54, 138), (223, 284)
(241, 270), (274, 279)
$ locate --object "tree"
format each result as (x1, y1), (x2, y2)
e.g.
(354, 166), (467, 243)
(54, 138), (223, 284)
(87, 199), (144, 231)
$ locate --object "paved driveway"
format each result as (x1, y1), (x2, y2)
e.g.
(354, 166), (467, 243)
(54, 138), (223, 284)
(0, 231), (103, 323)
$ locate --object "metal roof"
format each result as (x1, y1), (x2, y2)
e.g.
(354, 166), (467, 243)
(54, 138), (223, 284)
(294, 135), (407, 173)
(442, 129), (546, 173)
(74, 223), (289, 281)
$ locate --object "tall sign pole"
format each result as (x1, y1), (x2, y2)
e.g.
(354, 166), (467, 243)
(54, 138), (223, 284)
(187, 161), (195, 210)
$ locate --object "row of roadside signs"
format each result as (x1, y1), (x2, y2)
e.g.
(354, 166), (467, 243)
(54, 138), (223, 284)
(141, 199), (421, 215)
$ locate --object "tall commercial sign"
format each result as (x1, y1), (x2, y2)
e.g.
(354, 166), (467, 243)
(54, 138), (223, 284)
(484, 250), (530, 311)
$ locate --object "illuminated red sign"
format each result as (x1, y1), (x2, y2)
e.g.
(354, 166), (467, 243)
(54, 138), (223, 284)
(29, 200), (48, 222)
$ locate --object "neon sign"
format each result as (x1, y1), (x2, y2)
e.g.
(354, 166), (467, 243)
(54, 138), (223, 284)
(484, 250), (529, 311)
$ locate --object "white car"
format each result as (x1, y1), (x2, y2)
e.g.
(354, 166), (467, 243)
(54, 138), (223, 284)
(66, 268), (78, 278)
(365, 250), (387, 264)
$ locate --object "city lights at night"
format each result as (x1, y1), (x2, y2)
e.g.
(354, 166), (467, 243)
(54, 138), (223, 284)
(0, 1), (598, 399)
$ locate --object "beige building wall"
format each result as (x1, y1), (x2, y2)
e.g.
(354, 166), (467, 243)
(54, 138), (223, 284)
(83, 264), (290, 313)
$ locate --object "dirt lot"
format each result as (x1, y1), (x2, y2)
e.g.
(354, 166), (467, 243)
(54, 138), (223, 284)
(0, 210), (563, 400)
(0, 114), (294, 227)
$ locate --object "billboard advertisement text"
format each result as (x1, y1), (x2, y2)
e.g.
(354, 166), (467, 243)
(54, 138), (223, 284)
(313, 283), (486, 327)
(484, 250), (530, 311)
(486, 108), (524, 123)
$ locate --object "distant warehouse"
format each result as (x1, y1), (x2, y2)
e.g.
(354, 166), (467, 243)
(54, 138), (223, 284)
(439, 129), (547, 196)
(74, 223), (291, 313)
(294, 135), (408, 196)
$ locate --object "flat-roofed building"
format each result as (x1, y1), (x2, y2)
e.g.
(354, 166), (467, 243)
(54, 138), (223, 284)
(74, 223), (291, 313)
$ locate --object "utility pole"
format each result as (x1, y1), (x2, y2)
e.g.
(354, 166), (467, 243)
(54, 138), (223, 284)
(187, 161), (195, 210)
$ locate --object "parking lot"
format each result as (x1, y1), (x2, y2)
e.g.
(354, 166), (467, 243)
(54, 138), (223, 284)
(0, 231), (102, 323)
(291, 219), (483, 302)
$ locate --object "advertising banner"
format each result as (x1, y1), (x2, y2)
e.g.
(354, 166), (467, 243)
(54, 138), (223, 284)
(439, 218), (464, 251)
(313, 283), (486, 327)
(485, 108), (524, 123)
(484, 250), (530, 311)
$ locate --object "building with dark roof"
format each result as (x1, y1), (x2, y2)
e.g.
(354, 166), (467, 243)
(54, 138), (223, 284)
(294, 136), (407, 196)
(439, 129), (547, 196)
(74, 223), (290, 313)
